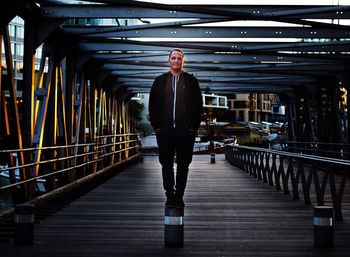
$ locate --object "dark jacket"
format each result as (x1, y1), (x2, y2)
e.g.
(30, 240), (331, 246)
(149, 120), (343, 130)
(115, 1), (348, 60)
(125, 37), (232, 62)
(149, 71), (203, 131)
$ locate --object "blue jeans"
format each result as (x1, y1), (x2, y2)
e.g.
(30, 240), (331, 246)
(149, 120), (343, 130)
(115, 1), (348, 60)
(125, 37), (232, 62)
(156, 127), (196, 197)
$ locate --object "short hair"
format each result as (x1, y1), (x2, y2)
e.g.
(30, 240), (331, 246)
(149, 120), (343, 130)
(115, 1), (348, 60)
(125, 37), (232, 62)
(168, 48), (184, 59)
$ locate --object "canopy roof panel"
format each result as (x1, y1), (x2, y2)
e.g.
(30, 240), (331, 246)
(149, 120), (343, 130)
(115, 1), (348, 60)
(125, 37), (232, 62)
(5, 0), (350, 94)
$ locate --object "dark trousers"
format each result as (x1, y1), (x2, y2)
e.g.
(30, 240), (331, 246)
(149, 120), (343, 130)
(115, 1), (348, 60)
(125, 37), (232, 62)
(156, 127), (196, 197)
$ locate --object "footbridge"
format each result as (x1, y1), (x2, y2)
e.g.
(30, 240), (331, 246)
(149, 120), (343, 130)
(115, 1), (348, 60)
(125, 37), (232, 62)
(0, 1), (350, 256)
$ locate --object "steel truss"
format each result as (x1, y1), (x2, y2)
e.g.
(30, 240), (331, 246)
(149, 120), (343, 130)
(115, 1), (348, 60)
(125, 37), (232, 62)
(0, 0), (349, 203)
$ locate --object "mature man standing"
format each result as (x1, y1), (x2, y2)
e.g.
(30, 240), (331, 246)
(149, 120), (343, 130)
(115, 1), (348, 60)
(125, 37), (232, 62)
(149, 49), (203, 207)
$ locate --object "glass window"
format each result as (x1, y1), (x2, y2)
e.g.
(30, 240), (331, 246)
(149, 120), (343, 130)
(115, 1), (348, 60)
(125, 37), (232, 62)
(205, 95), (218, 106)
(17, 26), (24, 39)
(17, 43), (23, 56)
(9, 24), (15, 37)
(234, 101), (247, 109)
(219, 98), (226, 107)
(11, 42), (15, 55)
(15, 61), (23, 72)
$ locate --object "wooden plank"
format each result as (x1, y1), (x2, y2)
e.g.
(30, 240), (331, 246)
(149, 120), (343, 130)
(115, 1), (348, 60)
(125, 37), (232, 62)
(1, 155), (349, 257)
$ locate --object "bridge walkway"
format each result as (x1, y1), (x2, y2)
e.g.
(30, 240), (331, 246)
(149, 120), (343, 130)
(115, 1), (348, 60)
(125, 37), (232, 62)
(1, 154), (349, 257)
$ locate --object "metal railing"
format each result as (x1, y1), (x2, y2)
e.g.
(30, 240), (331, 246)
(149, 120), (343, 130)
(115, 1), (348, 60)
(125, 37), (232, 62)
(285, 141), (350, 159)
(0, 133), (141, 202)
(225, 144), (349, 221)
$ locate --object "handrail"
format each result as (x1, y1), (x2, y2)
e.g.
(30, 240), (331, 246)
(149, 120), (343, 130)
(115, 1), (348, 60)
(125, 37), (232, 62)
(0, 135), (140, 174)
(0, 142), (96, 154)
(0, 133), (141, 194)
(234, 144), (350, 166)
(96, 139), (139, 149)
(283, 141), (350, 158)
(0, 132), (139, 154)
(285, 141), (350, 146)
(95, 133), (139, 139)
(0, 145), (140, 191)
(225, 144), (348, 221)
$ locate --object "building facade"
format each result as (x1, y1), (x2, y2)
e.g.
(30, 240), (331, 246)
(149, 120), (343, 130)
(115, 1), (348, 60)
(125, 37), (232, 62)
(226, 93), (276, 122)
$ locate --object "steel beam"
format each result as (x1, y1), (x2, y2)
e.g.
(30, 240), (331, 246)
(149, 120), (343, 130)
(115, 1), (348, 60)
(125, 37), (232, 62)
(79, 40), (350, 54)
(41, 4), (350, 19)
(64, 26), (350, 39)
(2, 25), (26, 196)
(93, 52), (345, 63)
(114, 76), (314, 85)
(102, 61), (344, 71)
(109, 70), (313, 78)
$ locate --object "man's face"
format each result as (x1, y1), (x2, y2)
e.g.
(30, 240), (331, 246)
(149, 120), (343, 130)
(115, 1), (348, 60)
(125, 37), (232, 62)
(168, 51), (184, 72)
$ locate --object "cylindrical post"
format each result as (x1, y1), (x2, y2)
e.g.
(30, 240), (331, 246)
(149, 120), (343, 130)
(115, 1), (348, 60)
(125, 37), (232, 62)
(164, 207), (184, 248)
(314, 206), (333, 248)
(210, 152), (215, 164)
(14, 204), (34, 245)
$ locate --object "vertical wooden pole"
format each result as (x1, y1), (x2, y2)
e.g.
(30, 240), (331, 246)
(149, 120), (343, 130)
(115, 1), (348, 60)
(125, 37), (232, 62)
(22, 19), (36, 199)
(95, 87), (103, 169)
(91, 84), (97, 173)
(111, 94), (117, 164)
(0, 28), (17, 186)
(80, 78), (87, 176)
(45, 65), (58, 191)
(85, 79), (93, 171)
(73, 73), (85, 178)
(32, 53), (54, 178)
(56, 64), (69, 184)
(115, 97), (121, 162)
(2, 25), (26, 199)
(65, 56), (74, 182)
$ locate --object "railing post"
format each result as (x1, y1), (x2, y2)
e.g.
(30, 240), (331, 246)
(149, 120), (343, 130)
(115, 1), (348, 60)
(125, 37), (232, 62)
(314, 206), (333, 248)
(14, 203), (34, 245)
(164, 207), (184, 248)
(210, 152), (215, 164)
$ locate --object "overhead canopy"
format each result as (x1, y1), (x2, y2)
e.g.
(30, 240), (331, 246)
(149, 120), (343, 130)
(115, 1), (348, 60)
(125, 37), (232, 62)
(8, 0), (350, 94)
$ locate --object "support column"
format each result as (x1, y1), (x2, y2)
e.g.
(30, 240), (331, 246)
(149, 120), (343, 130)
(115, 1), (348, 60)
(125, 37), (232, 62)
(22, 18), (36, 199)
(65, 55), (75, 182)
(2, 25), (26, 200)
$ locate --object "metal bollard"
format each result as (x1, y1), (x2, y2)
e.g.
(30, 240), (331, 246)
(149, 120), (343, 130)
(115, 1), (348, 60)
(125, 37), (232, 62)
(14, 204), (34, 245)
(210, 152), (215, 164)
(164, 207), (184, 248)
(314, 206), (333, 248)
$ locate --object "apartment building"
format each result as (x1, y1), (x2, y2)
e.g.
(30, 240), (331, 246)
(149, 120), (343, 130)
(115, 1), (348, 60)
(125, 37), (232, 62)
(227, 93), (275, 122)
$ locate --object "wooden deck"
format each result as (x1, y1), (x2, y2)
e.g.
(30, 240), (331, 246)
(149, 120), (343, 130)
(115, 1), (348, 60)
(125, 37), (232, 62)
(1, 155), (350, 257)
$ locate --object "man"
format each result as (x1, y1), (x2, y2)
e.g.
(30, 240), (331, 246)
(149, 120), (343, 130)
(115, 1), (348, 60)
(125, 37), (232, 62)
(149, 49), (203, 207)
